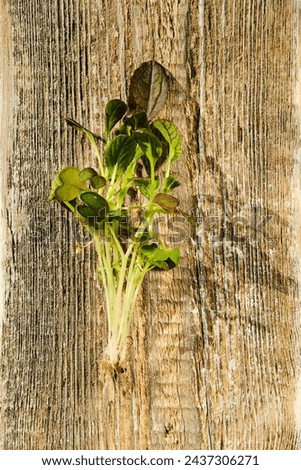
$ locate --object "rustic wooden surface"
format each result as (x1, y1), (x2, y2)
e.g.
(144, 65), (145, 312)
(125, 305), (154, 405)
(0, 0), (300, 450)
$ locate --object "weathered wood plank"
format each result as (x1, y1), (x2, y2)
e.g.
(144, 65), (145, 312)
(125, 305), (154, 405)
(0, 0), (13, 450)
(292, 0), (301, 450)
(198, 0), (298, 449)
(0, 0), (300, 450)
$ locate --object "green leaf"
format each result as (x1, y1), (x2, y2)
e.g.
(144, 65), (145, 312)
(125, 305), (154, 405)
(49, 173), (63, 201)
(152, 119), (181, 163)
(52, 167), (88, 202)
(129, 177), (150, 186)
(167, 247), (180, 266)
(79, 167), (98, 181)
(90, 175), (106, 189)
(141, 244), (180, 270)
(76, 205), (98, 219)
(76, 204), (105, 229)
(162, 176), (181, 193)
(105, 135), (138, 175)
(105, 99), (127, 135)
(80, 192), (109, 217)
(123, 112), (150, 131)
(129, 177), (160, 199)
(114, 112), (150, 137)
(129, 61), (169, 120)
(65, 117), (104, 143)
(141, 244), (169, 261)
(152, 261), (169, 270)
(79, 168), (106, 189)
(77, 192), (109, 228)
(153, 193), (179, 213)
(134, 132), (162, 167)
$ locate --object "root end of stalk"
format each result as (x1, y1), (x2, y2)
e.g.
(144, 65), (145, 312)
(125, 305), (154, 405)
(101, 343), (127, 369)
(98, 348), (128, 384)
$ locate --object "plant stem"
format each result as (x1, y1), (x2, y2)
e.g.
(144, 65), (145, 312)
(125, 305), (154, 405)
(91, 138), (104, 176)
(99, 216), (154, 364)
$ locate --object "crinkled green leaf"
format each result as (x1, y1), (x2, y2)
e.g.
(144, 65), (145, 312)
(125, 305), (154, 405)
(52, 167), (88, 202)
(152, 119), (181, 163)
(129, 61), (169, 120)
(153, 193), (179, 213)
(105, 99), (127, 136)
(162, 175), (181, 193)
(105, 135), (138, 175)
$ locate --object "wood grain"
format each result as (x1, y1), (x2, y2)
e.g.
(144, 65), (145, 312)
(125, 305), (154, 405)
(0, 0), (300, 450)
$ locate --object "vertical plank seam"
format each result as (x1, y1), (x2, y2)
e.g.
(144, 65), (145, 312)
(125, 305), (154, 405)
(293, 0), (301, 449)
(0, 0), (13, 449)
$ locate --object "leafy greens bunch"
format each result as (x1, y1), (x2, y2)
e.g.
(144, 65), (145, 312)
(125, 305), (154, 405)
(49, 61), (184, 365)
